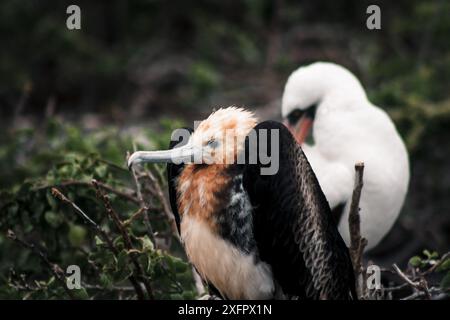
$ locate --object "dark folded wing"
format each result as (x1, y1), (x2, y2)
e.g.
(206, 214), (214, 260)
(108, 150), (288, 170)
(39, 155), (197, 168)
(243, 121), (356, 300)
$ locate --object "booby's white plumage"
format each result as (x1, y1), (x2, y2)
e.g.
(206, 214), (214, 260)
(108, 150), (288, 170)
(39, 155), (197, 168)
(282, 62), (410, 251)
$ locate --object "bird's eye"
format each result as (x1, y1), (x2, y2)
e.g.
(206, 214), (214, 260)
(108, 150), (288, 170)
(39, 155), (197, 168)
(207, 139), (219, 148)
(287, 109), (304, 126)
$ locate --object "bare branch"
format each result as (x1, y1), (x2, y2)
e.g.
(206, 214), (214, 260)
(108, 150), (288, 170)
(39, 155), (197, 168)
(145, 168), (179, 240)
(92, 179), (155, 299)
(51, 187), (145, 300)
(393, 264), (418, 287)
(123, 207), (147, 227)
(393, 264), (431, 300)
(422, 251), (450, 275)
(130, 165), (157, 245)
(51, 188), (116, 253)
(6, 230), (75, 300)
(348, 162), (368, 299)
(40, 180), (141, 205)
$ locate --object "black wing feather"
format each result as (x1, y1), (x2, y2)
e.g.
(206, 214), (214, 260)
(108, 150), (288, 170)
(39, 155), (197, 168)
(243, 121), (356, 300)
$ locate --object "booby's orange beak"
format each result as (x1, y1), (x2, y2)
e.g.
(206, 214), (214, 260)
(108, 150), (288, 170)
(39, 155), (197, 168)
(283, 115), (313, 145)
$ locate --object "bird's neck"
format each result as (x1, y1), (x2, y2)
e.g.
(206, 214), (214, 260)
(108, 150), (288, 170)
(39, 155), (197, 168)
(177, 164), (235, 229)
(308, 90), (369, 160)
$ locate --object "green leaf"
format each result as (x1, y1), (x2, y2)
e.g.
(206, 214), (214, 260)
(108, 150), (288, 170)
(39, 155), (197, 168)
(423, 249), (438, 259)
(46, 276), (56, 286)
(113, 251), (133, 283)
(440, 272), (450, 290)
(68, 224), (87, 247)
(99, 273), (113, 290)
(409, 256), (422, 267)
(46, 190), (58, 210)
(173, 259), (188, 273)
(437, 259), (450, 272)
(113, 236), (124, 250)
(91, 250), (116, 270)
(94, 164), (107, 179)
(182, 291), (196, 300)
(116, 250), (128, 271)
(71, 288), (89, 300)
(44, 211), (63, 228)
(140, 235), (154, 252)
(137, 253), (152, 274)
(170, 293), (183, 300)
(95, 235), (104, 246)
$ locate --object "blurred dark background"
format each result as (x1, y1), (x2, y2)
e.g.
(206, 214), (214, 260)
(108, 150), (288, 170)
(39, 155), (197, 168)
(0, 0), (449, 298)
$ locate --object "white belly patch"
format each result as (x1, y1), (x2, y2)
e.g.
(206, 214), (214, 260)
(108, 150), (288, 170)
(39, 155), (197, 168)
(181, 215), (274, 299)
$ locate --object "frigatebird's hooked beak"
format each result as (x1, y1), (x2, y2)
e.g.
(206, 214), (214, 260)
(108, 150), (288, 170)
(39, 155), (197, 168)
(127, 143), (201, 169)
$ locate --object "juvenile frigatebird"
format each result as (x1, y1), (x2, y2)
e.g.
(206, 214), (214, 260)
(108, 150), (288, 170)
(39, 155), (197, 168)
(128, 107), (356, 299)
(282, 62), (410, 251)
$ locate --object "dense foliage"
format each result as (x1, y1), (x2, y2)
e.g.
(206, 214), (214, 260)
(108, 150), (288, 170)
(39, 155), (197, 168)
(0, 120), (200, 299)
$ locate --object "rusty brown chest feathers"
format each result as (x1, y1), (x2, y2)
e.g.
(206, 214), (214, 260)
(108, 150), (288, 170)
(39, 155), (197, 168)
(175, 164), (273, 299)
(177, 164), (231, 230)
(177, 164), (257, 254)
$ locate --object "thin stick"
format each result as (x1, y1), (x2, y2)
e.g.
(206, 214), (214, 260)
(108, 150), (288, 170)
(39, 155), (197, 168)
(6, 230), (75, 300)
(348, 162), (368, 299)
(51, 187), (145, 300)
(51, 188), (116, 253)
(145, 169), (179, 241)
(393, 264), (418, 287)
(422, 251), (450, 275)
(127, 150), (158, 245)
(393, 264), (431, 300)
(92, 179), (155, 299)
(123, 207), (147, 227)
(130, 167), (157, 245)
(40, 181), (141, 205)
(383, 283), (409, 292)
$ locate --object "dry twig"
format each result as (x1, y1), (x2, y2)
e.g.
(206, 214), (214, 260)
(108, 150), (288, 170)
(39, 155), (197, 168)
(130, 166), (157, 245)
(51, 187), (145, 300)
(6, 230), (75, 300)
(348, 162), (368, 299)
(123, 207), (147, 227)
(39, 181), (141, 205)
(92, 179), (155, 299)
(422, 251), (450, 275)
(393, 264), (431, 300)
(145, 169), (179, 240)
(51, 188), (116, 253)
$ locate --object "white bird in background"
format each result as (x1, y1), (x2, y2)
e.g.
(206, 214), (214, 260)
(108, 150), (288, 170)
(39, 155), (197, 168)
(281, 62), (410, 251)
